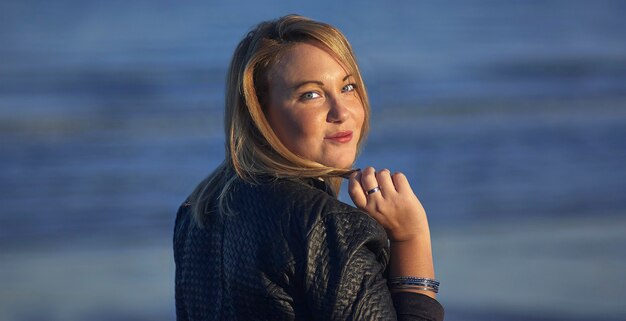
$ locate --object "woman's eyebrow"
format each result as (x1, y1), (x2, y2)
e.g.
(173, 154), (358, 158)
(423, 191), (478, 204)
(290, 74), (354, 91)
(291, 80), (324, 90)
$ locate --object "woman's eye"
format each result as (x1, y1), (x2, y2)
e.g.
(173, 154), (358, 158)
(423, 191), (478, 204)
(342, 83), (356, 93)
(300, 92), (321, 100)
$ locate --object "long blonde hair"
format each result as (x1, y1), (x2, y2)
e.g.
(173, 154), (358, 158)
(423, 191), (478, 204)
(189, 14), (371, 225)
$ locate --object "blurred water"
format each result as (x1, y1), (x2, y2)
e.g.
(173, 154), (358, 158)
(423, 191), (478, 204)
(1, 1), (626, 320)
(2, 0), (625, 244)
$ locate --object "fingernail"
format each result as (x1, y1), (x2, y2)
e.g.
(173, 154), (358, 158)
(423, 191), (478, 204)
(340, 168), (361, 179)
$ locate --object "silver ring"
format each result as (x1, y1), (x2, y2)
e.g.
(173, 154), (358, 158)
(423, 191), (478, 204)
(366, 186), (381, 195)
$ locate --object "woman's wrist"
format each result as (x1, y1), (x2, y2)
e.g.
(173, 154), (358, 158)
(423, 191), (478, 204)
(389, 233), (432, 249)
(387, 219), (431, 243)
(388, 236), (437, 298)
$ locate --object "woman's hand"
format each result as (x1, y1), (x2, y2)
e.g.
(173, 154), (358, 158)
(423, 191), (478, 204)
(349, 167), (437, 298)
(348, 167), (429, 243)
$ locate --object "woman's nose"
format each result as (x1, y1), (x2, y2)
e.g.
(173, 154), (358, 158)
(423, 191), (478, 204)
(327, 96), (350, 123)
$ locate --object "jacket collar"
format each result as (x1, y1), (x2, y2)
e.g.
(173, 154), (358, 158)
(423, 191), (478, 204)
(301, 177), (335, 197)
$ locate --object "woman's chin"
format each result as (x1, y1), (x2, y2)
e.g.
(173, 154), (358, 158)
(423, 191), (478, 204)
(319, 156), (356, 169)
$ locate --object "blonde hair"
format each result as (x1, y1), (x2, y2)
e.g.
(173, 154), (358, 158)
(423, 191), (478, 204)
(189, 14), (371, 224)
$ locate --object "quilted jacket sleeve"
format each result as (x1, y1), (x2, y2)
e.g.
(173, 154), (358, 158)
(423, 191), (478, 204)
(303, 210), (444, 321)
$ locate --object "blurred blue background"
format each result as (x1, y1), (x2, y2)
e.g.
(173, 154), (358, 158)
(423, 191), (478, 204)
(1, 1), (625, 320)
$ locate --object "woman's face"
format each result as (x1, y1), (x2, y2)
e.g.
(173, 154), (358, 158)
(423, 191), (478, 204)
(265, 42), (365, 169)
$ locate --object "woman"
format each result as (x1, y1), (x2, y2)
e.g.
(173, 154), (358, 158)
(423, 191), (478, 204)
(174, 14), (444, 321)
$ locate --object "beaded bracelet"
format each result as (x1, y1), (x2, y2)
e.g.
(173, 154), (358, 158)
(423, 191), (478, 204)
(388, 277), (440, 293)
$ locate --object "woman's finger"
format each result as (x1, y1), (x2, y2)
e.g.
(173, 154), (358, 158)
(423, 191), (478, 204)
(375, 168), (397, 197)
(391, 171), (413, 194)
(348, 170), (367, 208)
(360, 167), (383, 201)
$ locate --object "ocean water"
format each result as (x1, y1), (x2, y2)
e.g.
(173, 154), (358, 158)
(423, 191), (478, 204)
(1, 0), (625, 244)
(1, 1), (626, 320)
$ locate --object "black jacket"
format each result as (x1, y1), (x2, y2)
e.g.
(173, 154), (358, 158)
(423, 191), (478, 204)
(174, 176), (444, 320)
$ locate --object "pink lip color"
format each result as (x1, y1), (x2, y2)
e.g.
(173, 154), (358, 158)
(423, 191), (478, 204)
(325, 131), (353, 143)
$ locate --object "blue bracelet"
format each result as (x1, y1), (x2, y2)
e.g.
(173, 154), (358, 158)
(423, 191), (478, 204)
(388, 277), (440, 293)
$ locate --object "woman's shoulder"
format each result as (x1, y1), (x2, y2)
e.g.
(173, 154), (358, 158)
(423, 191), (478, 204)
(237, 176), (384, 238)
(242, 176), (355, 215)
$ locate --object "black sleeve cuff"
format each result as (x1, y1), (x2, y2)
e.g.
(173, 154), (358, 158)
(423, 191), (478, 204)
(391, 292), (445, 321)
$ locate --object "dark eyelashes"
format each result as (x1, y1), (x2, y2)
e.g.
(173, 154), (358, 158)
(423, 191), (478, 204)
(342, 83), (357, 93)
(298, 83), (357, 101)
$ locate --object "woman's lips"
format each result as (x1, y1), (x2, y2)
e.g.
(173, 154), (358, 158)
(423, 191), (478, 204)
(325, 130), (353, 143)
